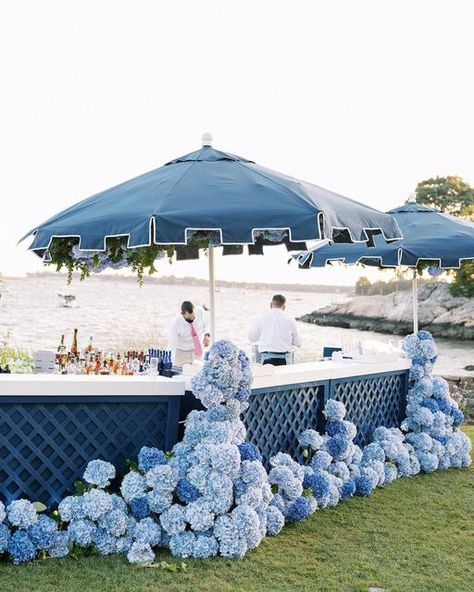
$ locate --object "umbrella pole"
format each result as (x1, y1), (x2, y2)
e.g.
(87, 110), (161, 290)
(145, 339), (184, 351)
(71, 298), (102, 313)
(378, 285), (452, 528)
(208, 246), (216, 343)
(412, 270), (419, 333)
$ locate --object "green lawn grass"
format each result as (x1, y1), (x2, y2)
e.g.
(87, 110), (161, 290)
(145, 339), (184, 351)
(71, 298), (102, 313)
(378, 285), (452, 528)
(1, 427), (473, 592)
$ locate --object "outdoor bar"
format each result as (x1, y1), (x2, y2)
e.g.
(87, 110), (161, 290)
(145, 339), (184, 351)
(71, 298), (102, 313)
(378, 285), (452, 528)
(3, 133), (470, 571)
(0, 357), (410, 504)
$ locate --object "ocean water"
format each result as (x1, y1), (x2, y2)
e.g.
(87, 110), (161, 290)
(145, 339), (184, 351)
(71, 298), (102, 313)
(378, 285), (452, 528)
(1, 275), (473, 376)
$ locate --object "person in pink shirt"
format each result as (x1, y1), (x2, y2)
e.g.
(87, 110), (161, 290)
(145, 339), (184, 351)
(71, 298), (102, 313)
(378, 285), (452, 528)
(168, 301), (210, 367)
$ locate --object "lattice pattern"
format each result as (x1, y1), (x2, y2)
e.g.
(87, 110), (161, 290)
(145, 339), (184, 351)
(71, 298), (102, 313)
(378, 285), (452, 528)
(0, 398), (179, 506)
(328, 372), (407, 447)
(243, 383), (325, 468)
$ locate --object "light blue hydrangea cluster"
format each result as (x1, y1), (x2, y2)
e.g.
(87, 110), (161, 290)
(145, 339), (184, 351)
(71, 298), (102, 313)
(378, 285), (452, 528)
(296, 400), (360, 509)
(113, 340), (279, 562)
(401, 332), (471, 471)
(191, 340), (252, 407)
(83, 459), (116, 489)
(0, 500), (68, 564)
(58, 471), (133, 557)
(289, 331), (471, 508)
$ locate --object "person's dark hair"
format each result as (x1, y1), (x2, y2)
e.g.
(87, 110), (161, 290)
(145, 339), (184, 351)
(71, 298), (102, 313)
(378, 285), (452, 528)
(181, 301), (194, 314)
(272, 294), (286, 308)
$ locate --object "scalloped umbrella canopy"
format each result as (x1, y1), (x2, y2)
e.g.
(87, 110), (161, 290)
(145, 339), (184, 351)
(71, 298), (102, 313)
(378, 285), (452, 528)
(21, 143), (402, 251)
(19, 139), (403, 342)
(294, 202), (474, 333)
(295, 202), (474, 268)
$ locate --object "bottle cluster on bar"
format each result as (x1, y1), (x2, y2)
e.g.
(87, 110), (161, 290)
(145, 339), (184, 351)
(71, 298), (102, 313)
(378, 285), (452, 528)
(54, 330), (173, 376)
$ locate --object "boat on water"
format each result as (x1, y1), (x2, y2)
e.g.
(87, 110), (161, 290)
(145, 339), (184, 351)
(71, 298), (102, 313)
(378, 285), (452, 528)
(57, 293), (77, 308)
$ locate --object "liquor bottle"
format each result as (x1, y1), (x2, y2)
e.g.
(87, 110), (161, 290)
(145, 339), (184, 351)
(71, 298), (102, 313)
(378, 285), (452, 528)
(86, 354), (95, 375)
(101, 358), (110, 375)
(56, 334), (66, 361)
(114, 353), (123, 375)
(66, 354), (77, 375)
(108, 353), (115, 374)
(86, 336), (94, 353)
(56, 334), (67, 371)
(70, 329), (79, 358)
(131, 353), (140, 375)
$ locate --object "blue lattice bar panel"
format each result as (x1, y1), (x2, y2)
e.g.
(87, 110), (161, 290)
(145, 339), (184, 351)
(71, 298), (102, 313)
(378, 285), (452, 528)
(0, 395), (181, 506)
(243, 381), (328, 468)
(327, 370), (408, 447)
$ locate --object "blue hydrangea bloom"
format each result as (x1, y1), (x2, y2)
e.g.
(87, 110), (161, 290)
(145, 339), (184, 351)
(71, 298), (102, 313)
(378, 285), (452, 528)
(421, 399), (439, 413)
(355, 468), (378, 496)
(121, 471), (147, 503)
(285, 496), (311, 522)
(176, 479), (201, 503)
(451, 408), (464, 427)
(147, 490), (173, 513)
(93, 527), (117, 555)
(169, 531), (196, 558)
(0, 501), (6, 524)
(305, 472), (331, 499)
(83, 459), (116, 488)
(185, 500), (215, 532)
(0, 523), (11, 553)
(340, 479), (356, 498)
(7, 499), (38, 529)
(99, 509), (128, 537)
(145, 464), (178, 494)
(27, 515), (57, 550)
(130, 497), (151, 519)
(297, 429), (323, 450)
(58, 495), (85, 522)
(325, 435), (350, 460)
(68, 519), (95, 547)
(240, 460), (267, 486)
(48, 531), (70, 558)
(160, 505), (186, 536)
(127, 541), (155, 564)
(134, 517), (161, 546)
(265, 506), (285, 535)
(192, 533), (219, 558)
(238, 442), (262, 462)
(323, 400), (346, 421)
(8, 530), (36, 564)
(138, 446), (167, 472)
(214, 515), (247, 558)
(311, 450), (332, 471)
(82, 489), (113, 521)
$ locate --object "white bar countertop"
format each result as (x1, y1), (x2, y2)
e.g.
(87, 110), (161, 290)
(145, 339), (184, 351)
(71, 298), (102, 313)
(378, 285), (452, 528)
(0, 374), (186, 397)
(179, 357), (412, 391)
(0, 358), (411, 397)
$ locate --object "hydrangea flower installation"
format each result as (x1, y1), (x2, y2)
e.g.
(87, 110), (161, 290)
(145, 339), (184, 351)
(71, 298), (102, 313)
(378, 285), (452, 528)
(0, 334), (470, 566)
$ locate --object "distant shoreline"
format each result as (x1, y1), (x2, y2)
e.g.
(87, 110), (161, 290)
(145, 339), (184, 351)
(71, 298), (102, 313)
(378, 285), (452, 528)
(10, 272), (356, 295)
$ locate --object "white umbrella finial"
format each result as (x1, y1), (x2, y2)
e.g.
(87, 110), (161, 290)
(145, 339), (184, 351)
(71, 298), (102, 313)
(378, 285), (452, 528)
(408, 192), (417, 203)
(202, 132), (213, 147)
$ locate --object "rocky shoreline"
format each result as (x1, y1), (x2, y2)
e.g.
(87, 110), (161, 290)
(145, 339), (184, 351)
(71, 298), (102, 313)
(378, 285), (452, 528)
(299, 283), (474, 340)
(298, 282), (474, 419)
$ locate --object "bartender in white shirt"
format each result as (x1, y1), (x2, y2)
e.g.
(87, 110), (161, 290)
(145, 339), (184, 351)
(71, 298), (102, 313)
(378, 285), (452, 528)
(248, 294), (301, 365)
(168, 301), (210, 367)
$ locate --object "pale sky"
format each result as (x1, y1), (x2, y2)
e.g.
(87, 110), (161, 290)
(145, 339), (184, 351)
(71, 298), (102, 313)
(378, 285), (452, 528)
(1, 1), (473, 286)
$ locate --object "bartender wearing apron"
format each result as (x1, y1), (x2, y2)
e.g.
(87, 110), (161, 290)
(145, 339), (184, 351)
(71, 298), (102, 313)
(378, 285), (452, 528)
(168, 301), (210, 367)
(248, 294), (301, 365)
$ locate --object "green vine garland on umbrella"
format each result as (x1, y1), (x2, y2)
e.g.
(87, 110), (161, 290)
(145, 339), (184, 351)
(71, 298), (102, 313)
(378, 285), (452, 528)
(44, 233), (221, 285)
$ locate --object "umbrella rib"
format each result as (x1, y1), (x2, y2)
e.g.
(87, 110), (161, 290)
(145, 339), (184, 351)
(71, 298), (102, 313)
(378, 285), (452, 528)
(149, 160), (198, 242)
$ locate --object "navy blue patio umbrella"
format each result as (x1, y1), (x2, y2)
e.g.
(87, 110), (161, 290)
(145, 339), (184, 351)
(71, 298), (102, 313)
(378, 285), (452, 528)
(20, 134), (402, 340)
(295, 201), (474, 332)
